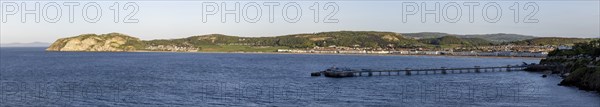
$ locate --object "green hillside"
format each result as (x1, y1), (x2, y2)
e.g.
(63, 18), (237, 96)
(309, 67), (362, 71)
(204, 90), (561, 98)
(46, 33), (145, 51)
(509, 37), (592, 46)
(143, 31), (425, 49)
(47, 31), (595, 52)
(418, 36), (495, 48)
(540, 39), (600, 92)
(403, 32), (536, 42)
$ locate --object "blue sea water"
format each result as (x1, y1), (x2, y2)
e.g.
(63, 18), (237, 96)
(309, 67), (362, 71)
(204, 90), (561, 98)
(0, 47), (599, 106)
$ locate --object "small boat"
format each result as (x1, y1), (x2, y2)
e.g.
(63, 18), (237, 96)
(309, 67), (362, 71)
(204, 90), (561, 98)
(322, 67), (355, 78)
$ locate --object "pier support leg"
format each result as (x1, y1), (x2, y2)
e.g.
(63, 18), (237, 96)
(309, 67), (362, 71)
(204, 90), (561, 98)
(475, 66), (481, 73)
(405, 68), (412, 75)
(368, 71), (373, 76)
(506, 65), (512, 72)
(441, 67), (447, 74)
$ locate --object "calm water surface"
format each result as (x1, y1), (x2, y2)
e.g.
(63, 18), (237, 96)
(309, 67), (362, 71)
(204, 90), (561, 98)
(1, 48), (599, 106)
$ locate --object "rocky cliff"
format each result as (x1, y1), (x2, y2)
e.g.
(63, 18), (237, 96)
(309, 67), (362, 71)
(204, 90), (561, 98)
(46, 33), (145, 52)
(560, 65), (600, 92)
(538, 57), (600, 92)
(537, 39), (600, 93)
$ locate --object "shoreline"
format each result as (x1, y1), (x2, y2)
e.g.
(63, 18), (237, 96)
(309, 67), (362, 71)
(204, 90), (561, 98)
(46, 49), (544, 59)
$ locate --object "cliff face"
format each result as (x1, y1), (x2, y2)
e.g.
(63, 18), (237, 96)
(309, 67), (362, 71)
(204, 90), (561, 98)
(46, 33), (145, 52)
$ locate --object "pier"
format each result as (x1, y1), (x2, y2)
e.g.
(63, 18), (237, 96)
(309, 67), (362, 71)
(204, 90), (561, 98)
(312, 65), (527, 78)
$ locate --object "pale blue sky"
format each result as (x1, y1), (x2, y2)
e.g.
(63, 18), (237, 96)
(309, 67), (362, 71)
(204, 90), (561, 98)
(1, 0), (599, 43)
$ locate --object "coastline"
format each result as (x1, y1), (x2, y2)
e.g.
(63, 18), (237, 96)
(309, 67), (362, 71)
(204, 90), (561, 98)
(47, 49), (544, 59)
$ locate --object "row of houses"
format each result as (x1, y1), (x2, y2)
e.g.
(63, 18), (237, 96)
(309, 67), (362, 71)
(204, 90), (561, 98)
(277, 49), (548, 57)
(450, 51), (548, 57)
(277, 49), (389, 54)
(145, 45), (199, 52)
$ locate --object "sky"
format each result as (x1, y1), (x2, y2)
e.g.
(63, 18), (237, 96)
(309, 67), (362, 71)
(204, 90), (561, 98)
(1, 0), (599, 43)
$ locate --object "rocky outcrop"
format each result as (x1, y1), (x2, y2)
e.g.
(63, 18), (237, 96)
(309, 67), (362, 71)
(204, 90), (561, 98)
(539, 57), (600, 92)
(536, 39), (600, 93)
(46, 33), (145, 52)
(559, 67), (600, 92)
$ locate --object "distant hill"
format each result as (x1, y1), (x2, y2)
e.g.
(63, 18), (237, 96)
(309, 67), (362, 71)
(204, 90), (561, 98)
(0, 42), (51, 47)
(402, 32), (536, 42)
(417, 36), (495, 48)
(46, 31), (594, 52)
(508, 37), (592, 46)
(402, 32), (451, 39)
(46, 33), (144, 51)
(145, 31), (425, 48)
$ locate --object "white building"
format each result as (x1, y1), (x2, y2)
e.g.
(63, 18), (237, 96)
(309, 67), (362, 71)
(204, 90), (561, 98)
(367, 51), (391, 54)
(423, 51), (440, 55)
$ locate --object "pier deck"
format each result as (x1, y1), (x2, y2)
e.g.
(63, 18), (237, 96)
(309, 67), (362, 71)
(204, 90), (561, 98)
(312, 65), (527, 78)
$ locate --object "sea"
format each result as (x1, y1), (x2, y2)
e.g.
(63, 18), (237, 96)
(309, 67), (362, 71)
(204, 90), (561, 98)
(0, 47), (599, 106)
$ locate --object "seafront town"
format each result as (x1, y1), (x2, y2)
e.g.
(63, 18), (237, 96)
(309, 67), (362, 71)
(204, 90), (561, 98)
(276, 45), (572, 57)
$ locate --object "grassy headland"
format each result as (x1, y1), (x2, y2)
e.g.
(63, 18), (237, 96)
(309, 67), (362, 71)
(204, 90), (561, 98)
(46, 31), (593, 53)
(537, 39), (600, 92)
